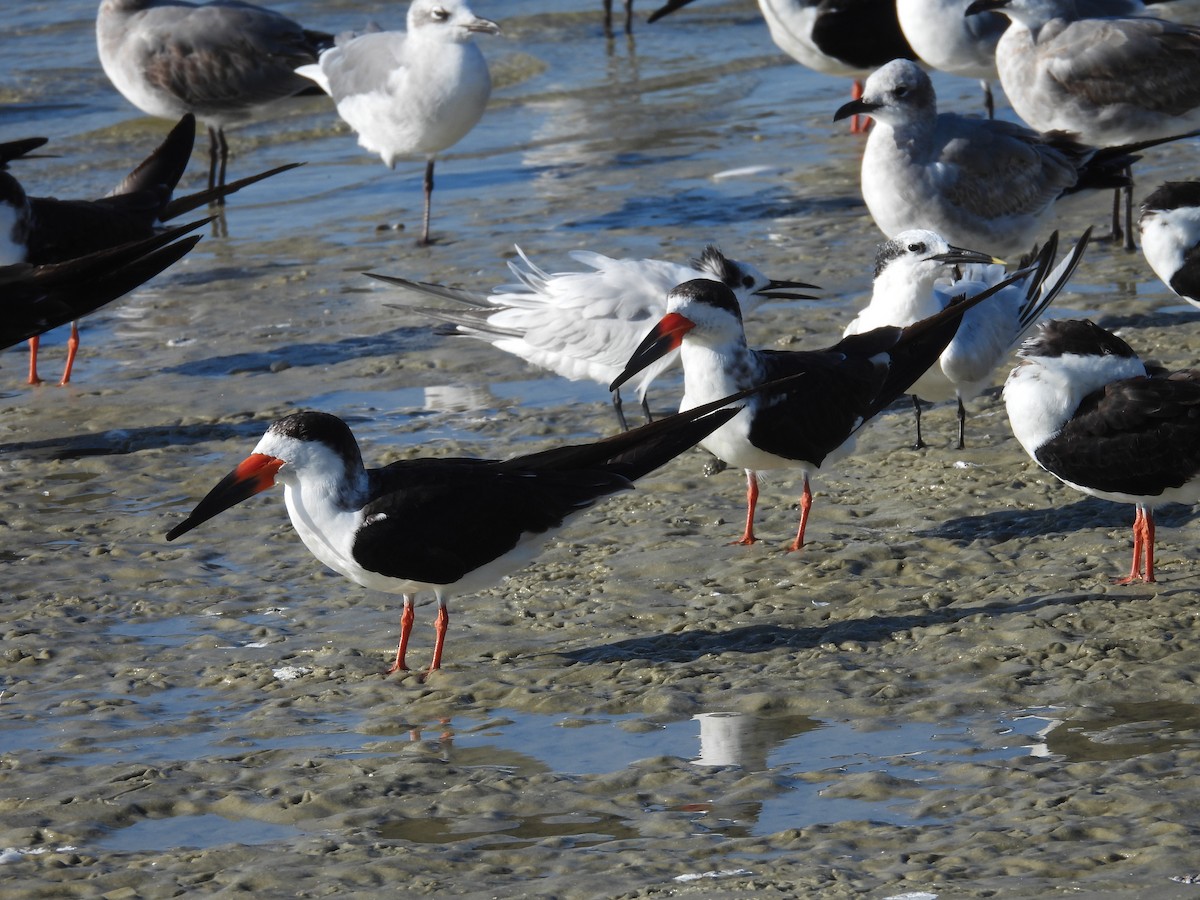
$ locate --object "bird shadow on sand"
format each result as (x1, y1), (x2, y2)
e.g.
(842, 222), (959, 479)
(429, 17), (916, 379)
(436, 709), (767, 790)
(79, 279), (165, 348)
(561, 590), (1113, 665)
(913, 497), (1200, 545)
(162, 325), (434, 377)
(0, 419), (277, 461)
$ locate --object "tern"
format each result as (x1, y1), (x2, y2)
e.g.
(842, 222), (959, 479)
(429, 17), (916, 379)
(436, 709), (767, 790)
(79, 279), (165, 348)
(368, 245), (818, 429)
(845, 227), (1090, 448)
(1004, 318), (1200, 584)
(610, 270), (1026, 550)
(296, 0), (500, 245)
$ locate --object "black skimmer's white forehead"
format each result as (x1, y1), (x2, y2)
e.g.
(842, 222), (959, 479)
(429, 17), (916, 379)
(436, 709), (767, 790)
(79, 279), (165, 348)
(1139, 181), (1200, 309)
(2, 116), (298, 386)
(166, 385), (818, 674)
(849, 228), (1090, 448)
(1004, 318), (1200, 584)
(295, 0), (499, 245)
(97, 0), (331, 196)
(649, 0), (914, 133)
(965, 0), (1200, 247)
(0, 220), (204, 353)
(368, 245), (816, 430)
(611, 269), (1028, 551)
(834, 57), (1184, 257)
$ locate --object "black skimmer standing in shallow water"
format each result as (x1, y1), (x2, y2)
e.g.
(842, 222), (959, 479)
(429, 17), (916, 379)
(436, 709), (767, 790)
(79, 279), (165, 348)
(368, 245), (817, 429)
(164, 386), (796, 674)
(296, 0), (500, 245)
(96, 0), (331, 195)
(1003, 318), (1200, 584)
(0, 114), (299, 384)
(1138, 182), (1200, 309)
(844, 228), (1091, 448)
(0, 221), (205, 353)
(648, 0), (914, 133)
(609, 270), (1028, 550)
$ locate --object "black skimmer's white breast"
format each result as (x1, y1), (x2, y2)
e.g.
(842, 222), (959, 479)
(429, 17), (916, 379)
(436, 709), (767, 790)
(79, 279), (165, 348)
(833, 59), (1172, 258)
(97, 0), (331, 194)
(295, 0), (499, 245)
(846, 227), (1090, 447)
(164, 390), (787, 674)
(1004, 318), (1200, 584)
(1139, 182), (1200, 308)
(648, 0), (914, 133)
(610, 271), (1026, 551)
(368, 245), (817, 429)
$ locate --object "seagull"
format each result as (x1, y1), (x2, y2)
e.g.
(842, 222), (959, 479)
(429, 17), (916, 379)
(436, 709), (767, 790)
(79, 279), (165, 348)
(96, 0), (331, 195)
(367, 245), (818, 429)
(1004, 318), (1200, 584)
(833, 58), (1184, 257)
(1138, 182), (1200, 309)
(965, 0), (1200, 247)
(609, 270), (1025, 550)
(648, 0), (915, 133)
(895, 0), (1004, 117)
(296, 0), (500, 245)
(163, 385), (795, 674)
(0, 115), (299, 384)
(845, 227), (1091, 448)
(0, 220), (204, 354)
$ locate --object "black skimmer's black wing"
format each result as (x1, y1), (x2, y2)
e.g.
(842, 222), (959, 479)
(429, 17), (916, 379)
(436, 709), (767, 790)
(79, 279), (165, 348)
(0, 219), (206, 350)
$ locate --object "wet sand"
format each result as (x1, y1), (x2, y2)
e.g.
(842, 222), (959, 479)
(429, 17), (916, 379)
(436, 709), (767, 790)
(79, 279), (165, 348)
(5, 1), (1200, 897)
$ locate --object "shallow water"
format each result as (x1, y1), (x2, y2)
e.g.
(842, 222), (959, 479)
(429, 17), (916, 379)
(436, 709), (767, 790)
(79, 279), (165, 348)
(5, 1), (1200, 897)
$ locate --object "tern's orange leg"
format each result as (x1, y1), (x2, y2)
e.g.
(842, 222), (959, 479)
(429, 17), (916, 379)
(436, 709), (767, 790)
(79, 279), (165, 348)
(26, 336), (42, 385)
(59, 321), (80, 385)
(787, 475), (813, 553)
(386, 597), (416, 674)
(731, 470), (759, 545)
(428, 600), (449, 672)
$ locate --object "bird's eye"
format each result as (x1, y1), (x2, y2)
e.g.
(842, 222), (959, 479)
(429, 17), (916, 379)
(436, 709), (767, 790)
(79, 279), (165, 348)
(907, 242), (925, 253)
(894, 85), (909, 98)
(742, 275), (754, 288)
(432, 6), (449, 20)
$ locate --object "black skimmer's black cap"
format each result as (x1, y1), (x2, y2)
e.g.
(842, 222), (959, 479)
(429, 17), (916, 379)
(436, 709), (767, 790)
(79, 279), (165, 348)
(1142, 181), (1200, 213)
(1019, 319), (1139, 361)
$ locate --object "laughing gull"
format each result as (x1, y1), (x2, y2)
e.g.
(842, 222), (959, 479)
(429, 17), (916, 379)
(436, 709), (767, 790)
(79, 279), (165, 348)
(296, 0), (500, 245)
(846, 227), (1090, 448)
(834, 59), (1184, 257)
(0, 115), (299, 383)
(610, 271), (1025, 550)
(163, 383), (806, 673)
(895, 0), (1004, 117)
(367, 245), (817, 429)
(1138, 182), (1200, 309)
(96, 0), (331, 197)
(1004, 318), (1200, 584)
(649, 0), (915, 133)
(0, 221), (204, 355)
(966, 0), (1200, 246)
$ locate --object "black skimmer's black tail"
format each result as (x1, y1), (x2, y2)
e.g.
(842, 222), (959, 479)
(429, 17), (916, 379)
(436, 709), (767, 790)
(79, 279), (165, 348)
(0, 219), (206, 352)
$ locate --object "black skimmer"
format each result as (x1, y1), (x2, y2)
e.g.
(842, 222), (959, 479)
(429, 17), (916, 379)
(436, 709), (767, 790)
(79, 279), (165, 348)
(845, 227), (1091, 448)
(164, 385), (801, 673)
(97, 0), (331, 195)
(834, 59), (1195, 257)
(0, 114), (299, 384)
(966, 0), (1200, 247)
(1139, 182), (1200, 309)
(0, 137), (49, 169)
(1003, 318), (1200, 584)
(0, 220), (205, 353)
(609, 270), (1027, 550)
(367, 245), (817, 429)
(296, 0), (499, 245)
(648, 0), (915, 133)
